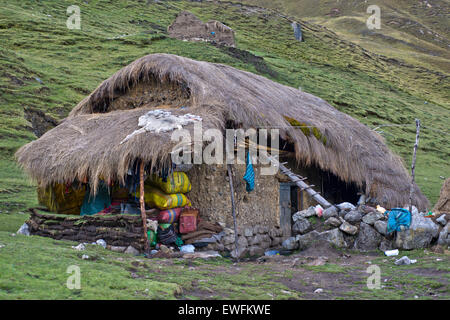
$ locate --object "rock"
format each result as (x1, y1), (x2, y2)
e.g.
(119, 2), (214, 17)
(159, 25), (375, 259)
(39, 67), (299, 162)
(314, 288), (323, 294)
(322, 206), (338, 219)
(362, 211), (384, 225)
(359, 204), (377, 215)
(319, 228), (347, 248)
(293, 207), (316, 221)
(160, 245), (173, 254)
(248, 246), (264, 256)
(110, 246), (126, 253)
(17, 223), (30, 236)
(344, 210), (362, 224)
(395, 212), (440, 249)
(222, 235), (235, 245)
(248, 234), (262, 246)
(325, 217), (342, 227)
(72, 243), (85, 251)
(379, 239), (394, 251)
(259, 226), (269, 234)
(436, 214), (447, 226)
(292, 217), (312, 235)
(437, 223), (449, 246)
(184, 251), (222, 259)
(243, 227), (253, 237)
(237, 236), (248, 248)
(297, 231), (321, 250)
(82, 254), (89, 260)
(374, 220), (388, 236)
(224, 228), (234, 236)
(96, 239), (107, 248)
(270, 237), (282, 247)
(282, 237), (299, 250)
(339, 222), (358, 235)
(337, 202), (356, 212)
(231, 246), (248, 259)
(354, 223), (382, 251)
(394, 256), (417, 265)
(124, 246), (140, 256)
(260, 240), (271, 249)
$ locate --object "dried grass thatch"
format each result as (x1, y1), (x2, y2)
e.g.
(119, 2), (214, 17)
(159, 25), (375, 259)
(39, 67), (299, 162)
(16, 53), (429, 210)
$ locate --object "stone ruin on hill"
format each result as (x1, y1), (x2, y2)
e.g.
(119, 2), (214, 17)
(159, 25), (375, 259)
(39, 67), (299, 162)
(167, 11), (235, 47)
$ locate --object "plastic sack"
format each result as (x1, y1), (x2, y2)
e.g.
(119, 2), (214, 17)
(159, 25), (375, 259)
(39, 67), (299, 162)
(149, 172), (191, 194)
(158, 208), (183, 224)
(38, 183), (85, 215)
(138, 185), (191, 210)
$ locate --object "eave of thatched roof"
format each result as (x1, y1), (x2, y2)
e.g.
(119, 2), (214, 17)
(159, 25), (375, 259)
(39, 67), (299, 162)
(16, 53), (429, 210)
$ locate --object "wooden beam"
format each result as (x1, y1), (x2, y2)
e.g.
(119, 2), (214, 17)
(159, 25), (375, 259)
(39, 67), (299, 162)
(409, 119), (420, 212)
(140, 161), (149, 253)
(227, 164), (239, 261)
(269, 156), (333, 208)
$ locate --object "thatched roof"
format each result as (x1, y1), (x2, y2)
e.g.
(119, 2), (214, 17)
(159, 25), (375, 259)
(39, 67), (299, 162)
(16, 53), (429, 210)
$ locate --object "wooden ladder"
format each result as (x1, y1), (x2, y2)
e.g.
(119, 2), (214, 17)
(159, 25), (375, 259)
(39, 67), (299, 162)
(268, 156), (333, 209)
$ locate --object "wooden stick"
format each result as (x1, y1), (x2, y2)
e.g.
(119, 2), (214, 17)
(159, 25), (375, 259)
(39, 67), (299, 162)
(140, 161), (149, 253)
(409, 119), (420, 212)
(227, 164), (239, 261)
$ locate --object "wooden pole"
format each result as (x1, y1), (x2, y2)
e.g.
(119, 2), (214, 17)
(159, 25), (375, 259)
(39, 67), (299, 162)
(227, 164), (239, 260)
(140, 161), (149, 253)
(409, 119), (420, 212)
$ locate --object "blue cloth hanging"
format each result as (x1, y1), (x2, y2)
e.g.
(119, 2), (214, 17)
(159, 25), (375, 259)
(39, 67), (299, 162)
(80, 181), (111, 216)
(387, 208), (412, 233)
(243, 152), (255, 192)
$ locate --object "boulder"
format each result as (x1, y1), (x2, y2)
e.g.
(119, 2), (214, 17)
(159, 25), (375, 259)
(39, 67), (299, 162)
(436, 214), (447, 226)
(395, 212), (440, 249)
(319, 228), (347, 248)
(237, 236), (248, 248)
(243, 227), (253, 237)
(374, 220), (388, 236)
(248, 234), (262, 246)
(231, 246), (248, 259)
(109, 246), (126, 253)
(282, 237), (299, 250)
(222, 235), (235, 245)
(293, 207), (316, 221)
(322, 206), (338, 219)
(337, 202), (356, 212)
(124, 246), (140, 256)
(344, 210), (362, 224)
(17, 223), (30, 236)
(379, 239), (394, 251)
(437, 223), (449, 246)
(339, 221), (358, 235)
(325, 217), (342, 228)
(248, 246), (264, 257)
(292, 217), (312, 235)
(354, 223), (382, 251)
(296, 231), (320, 250)
(359, 204), (377, 215)
(362, 211), (384, 225)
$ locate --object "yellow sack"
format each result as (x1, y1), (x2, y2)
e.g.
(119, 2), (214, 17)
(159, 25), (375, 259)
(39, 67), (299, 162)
(37, 184), (85, 215)
(149, 172), (191, 194)
(137, 185), (191, 210)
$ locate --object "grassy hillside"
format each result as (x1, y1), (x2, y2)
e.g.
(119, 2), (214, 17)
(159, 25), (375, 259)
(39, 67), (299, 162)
(0, 0), (448, 216)
(233, 0), (450, 79)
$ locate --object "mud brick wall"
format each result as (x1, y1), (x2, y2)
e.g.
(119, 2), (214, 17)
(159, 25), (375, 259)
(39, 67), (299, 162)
(187, 164), (280, 228)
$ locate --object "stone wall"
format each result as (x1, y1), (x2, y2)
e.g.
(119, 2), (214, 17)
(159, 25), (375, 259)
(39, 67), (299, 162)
(187, 164), (280, 228)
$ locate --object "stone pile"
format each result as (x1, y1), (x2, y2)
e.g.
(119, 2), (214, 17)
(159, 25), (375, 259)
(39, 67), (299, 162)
(282, 203), (448, 252)
(210, 225), (285, 258)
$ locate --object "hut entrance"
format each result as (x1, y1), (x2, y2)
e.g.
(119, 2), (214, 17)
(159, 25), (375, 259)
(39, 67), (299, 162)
(279, 182), (301, 237)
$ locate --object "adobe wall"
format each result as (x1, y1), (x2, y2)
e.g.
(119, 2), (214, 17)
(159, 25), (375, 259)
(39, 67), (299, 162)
(186, 164), (280, 228)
